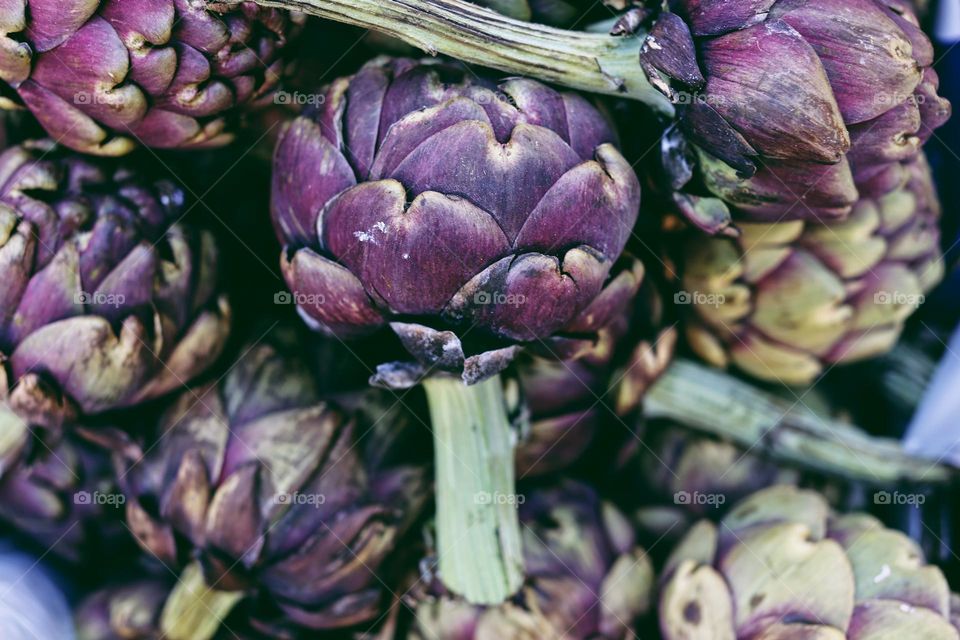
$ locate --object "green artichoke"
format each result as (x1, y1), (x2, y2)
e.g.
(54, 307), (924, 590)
(118, 336), (426, 637)
(659, 485), (960, 639)
(0, 1), (300, 155)
(409, 481), (653, 640)
(678, 153), (943, 384)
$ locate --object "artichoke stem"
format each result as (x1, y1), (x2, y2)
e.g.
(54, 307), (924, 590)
(423, 374), (524, 605)
(215, 0), (674, 114)
(645, 359), (953, 485)
(159, 561), (244, 640)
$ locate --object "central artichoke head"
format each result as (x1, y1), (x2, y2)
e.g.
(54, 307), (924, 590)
(273, 58), (644, 385)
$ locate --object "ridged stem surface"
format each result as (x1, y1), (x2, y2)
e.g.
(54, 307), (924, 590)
(423, 374), (524, 604)
(212, 0), (674, 113)
(645, 359), (954, 484)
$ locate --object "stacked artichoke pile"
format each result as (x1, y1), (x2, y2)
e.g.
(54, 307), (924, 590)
(0, 1), (953, 639)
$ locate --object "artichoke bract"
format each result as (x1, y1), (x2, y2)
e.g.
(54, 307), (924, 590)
(514, 280), (676, 478)
(643, 0), (951, 225)
(659, 485), (960, 639)
(273, 57), (641, 384)
(680, 153), (943, 384)
(0, 141), (230, 420)
(119, 338), (427, 638)
(409, 481), (653, 640)
(0, 1), (298, 155)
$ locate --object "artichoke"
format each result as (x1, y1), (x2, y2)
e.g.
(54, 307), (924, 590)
(642, 0), (950, 225)
(0, 1), (299, 155)
(272, 56), (642, 384)
(118, 336), (427, 638)
(659, 485), (960, 639)
(679, 153), (943, 384)
(272, 56), (643, 603)
(638, 425), (797, 515)
(75, 578), (170, 640)
(0, 418), (127, 563)
(628, 425), (798, 544)
(0, 141), (230, 421)
(409, 481), (654, 640)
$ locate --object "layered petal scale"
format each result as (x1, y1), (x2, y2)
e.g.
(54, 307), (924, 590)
(408, 481), (654, 640)
(648, 0), (951, 222)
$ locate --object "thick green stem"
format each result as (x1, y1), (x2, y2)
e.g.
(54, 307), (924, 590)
(423, 374), (524, 605)
(160, 561), (244, 640)
(213, 0), (674, 113)
(645, 359), (953, 485)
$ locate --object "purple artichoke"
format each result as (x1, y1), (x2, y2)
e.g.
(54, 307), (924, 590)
(118, 337), (427, 636)
(0, 419), (127, 563)
(409, 481), (653, 640)
(0, 1), (299, 155)
(272, 57), (642, 384)
(679, 153), (943, 384)
(641, 0), (950, 226)
(0, 141), (230, 419)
